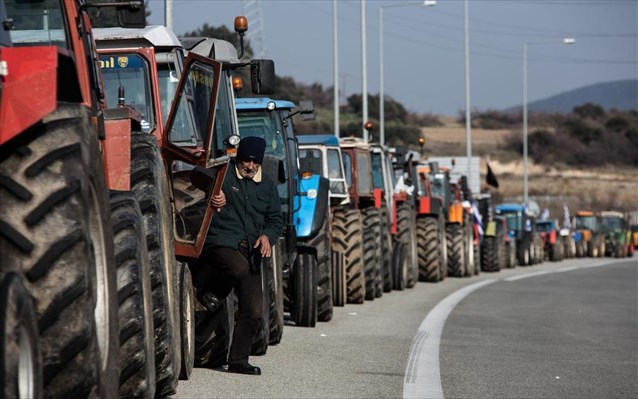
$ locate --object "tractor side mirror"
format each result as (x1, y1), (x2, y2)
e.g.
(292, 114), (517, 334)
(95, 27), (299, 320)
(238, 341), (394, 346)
(250, 59), (276, 95)
(299, 100), (315, 121)
(117, 1), (146, 28)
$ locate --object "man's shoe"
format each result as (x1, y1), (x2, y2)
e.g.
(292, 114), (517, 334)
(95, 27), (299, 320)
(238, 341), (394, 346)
(198, 292), (222, 314)
(228, 363), (261, 375)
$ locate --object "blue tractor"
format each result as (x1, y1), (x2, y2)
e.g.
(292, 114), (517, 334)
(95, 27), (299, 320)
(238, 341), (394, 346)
(235, 98), (333, 329)
(494, 203), (543, 266)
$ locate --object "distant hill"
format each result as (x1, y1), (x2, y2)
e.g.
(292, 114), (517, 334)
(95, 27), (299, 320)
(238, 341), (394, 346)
(507, 79), (637, 113)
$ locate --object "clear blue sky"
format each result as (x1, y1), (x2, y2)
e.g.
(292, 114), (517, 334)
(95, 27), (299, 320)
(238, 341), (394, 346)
(147, 0), (638, 115)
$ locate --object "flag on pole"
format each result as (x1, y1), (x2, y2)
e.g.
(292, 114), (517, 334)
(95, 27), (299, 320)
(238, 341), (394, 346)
(563, 203), (572, 229)
(486, 161), (499, 189)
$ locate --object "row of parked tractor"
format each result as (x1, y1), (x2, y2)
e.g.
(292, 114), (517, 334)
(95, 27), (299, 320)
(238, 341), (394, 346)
(2, 1), (637, 398)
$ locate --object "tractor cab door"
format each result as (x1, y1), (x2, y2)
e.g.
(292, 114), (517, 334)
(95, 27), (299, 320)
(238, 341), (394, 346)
(161, 52), (228, 258)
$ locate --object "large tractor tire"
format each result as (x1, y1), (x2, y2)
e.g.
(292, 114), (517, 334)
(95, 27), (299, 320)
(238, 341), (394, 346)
(291, 252), (318, 327)
(380, 206), (394, 292)
(480, 236), (500, 272)
(308, 218), (333, 322)
(109, 191), (156, 397)
(193, 293), (233, 368)
(130, 133), (180, 397)
(397, 202), (418, 288)
(392, 241), (409, 290)
(505, 242), (516, 269)
(268, 243), (284, 344)
(251, 242), (284, 354)
(331, 250), (346, 306)
(517, 240), (531, 266)
(0, 103), (119, 398)
(438, 214), (448, 281)
(446, 224), (466, 277)
(0, 273), (42, 399)
(332, 209), (366, 304)
(178, 262), (195, 380)
(417, 217), (443, 282)
(362, 207), (382, 300)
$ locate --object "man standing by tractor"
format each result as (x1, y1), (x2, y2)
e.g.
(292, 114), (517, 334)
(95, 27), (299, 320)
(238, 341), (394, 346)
(192, 136), (282, 375)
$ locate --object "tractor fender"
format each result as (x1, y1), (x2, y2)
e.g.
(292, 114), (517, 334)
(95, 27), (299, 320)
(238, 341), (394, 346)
(294, 175), (329, 239)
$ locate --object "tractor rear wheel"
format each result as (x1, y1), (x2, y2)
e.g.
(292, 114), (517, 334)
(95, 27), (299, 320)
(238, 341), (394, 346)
(397, 202), (418, 288)
(362, 207), (382, 300)
(446, 224), (466, 277)
(130, 133), (180, 397)
(332, 209), (366, 304)
(193, 293), (233, 368)
(0, 103), (119, 398)
(480, 236), (500, 272)
(0, 273), (42, 399)
(331, 250), (346, 306)
(392, 241), (408, 290)
(380, 207), (394, 292)
(109, 191), (156, 397)
(178, 262), (195, 379)
(291, 252), (318, 327)
(417, 217), (442, 282)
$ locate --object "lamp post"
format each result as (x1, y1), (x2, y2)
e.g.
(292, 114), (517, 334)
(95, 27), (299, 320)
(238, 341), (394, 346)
(523, 37), (575, 206)
(333, 0), (339, 137)
(379, 0), (436, 146)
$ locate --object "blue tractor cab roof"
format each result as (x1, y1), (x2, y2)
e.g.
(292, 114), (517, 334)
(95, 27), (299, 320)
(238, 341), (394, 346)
(297, 134), (340, 146)
(495, 203), (527, 214)
(235, 97), (296, 111)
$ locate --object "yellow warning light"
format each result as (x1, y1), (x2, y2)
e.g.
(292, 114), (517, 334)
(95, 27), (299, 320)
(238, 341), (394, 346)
(232, 76), (243, 91)
(301, 171), (313, 179)
(234, 16), (248, 34)
(418, 137), (425, 147)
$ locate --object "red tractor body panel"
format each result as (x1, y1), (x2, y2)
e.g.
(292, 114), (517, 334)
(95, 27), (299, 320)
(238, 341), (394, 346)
(0, 46), (57, 145)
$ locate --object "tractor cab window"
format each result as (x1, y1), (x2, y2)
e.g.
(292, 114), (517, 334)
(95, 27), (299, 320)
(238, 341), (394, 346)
(237, 108), (287, 202)
(356, 150), (372, 195)
(211, 73), (236, 159)
(601, 217), (623, 232)
(575, 216), (597, 231)
(157, 50), (183, 125)
(327, 148), (346, 195)
(342, 152), (353, 189)
(371, 152), (384, 190)
(100, 54), (155, 133)
(299, 148), (323, 176)
(6, 0), (68, 49)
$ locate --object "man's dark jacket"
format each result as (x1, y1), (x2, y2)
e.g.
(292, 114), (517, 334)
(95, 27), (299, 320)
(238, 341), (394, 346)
(205, 161), (282, 258)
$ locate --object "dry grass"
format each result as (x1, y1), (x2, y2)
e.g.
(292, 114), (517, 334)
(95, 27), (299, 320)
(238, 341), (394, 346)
(420, 123), (638, 217)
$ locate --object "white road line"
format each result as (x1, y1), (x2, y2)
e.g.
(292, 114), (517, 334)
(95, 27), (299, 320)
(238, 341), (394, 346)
(553, 265), (579, 273)
(504, 270), (550, 281)
(403, 279), (496, 399)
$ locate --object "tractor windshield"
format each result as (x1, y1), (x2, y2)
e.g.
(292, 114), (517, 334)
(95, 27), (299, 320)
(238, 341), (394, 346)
(100, 54), (155, 133)
(237, 109), (288, 202)
(575, 215), (598, 231)
(536, 222), (553, 233)
(327, 148), (346, 195)
(371, 152), (384, 190)
(356, 150), (372, 195)
(157, 51), (183, 125)
(6, 0), (68, 48)
(210, 73), (236, 158)
(601, 217), (623, 232)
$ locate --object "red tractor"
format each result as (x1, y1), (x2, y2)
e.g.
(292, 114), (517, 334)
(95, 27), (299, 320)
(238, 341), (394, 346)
(1, 0), (143, 397)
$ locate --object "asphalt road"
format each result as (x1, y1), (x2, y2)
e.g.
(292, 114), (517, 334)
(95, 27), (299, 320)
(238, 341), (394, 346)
(174, 257), (637, 399)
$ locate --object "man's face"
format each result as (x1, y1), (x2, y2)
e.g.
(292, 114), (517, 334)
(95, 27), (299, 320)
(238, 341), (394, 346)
(238, 159), (260, 179)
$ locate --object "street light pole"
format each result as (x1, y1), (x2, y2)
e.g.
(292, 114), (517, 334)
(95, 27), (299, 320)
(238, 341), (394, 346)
(523, 38), (575, 206)
(379, 1), (436, 147)
(361, 0), (369, 142)
(333, 0), (340, 137)
(464, 0), (471, 187)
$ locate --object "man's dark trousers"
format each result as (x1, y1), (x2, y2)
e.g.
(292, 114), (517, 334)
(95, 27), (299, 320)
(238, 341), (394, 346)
(195, 243), (263, 365)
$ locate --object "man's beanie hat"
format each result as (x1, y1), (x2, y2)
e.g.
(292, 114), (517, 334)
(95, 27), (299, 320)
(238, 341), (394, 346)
(236, 136), (266, 163)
